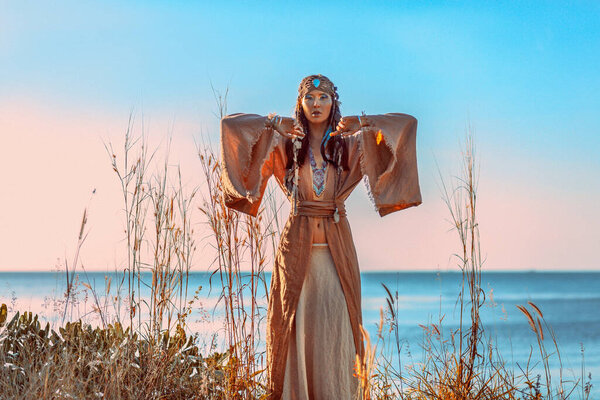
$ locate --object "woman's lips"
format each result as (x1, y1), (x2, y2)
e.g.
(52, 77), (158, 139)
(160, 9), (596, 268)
(311, 111), (321, 116)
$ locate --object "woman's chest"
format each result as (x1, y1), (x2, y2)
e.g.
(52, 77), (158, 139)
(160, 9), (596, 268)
(298, 156), (336, 200)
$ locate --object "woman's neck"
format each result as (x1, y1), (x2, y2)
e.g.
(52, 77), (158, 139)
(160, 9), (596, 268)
(308, 121), (328, 145)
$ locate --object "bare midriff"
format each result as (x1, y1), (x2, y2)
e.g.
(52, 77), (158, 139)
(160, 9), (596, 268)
(299, 152), (331, 245)
(312, 218), (326, 243)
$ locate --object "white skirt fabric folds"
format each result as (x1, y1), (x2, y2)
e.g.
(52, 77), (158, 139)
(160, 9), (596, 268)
(282, 244), (359, 400)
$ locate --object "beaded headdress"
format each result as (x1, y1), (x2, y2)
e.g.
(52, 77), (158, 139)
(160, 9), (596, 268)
(297, 74), (339, 104)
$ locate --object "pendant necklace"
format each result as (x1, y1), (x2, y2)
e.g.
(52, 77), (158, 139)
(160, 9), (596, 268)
(308, 145), (327, 197)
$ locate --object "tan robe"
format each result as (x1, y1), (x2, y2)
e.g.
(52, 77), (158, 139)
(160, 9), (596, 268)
(282, 243), (358, 399)
(220, 113), (422, 399)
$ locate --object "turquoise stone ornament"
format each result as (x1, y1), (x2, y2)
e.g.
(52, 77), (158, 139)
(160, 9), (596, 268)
(313, 78), (320, 88)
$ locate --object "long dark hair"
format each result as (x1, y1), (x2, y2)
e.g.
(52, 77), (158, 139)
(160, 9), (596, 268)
(285, 78), (349, 171)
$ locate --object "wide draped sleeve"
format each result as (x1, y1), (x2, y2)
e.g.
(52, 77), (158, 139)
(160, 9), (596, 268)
(220, 113), (282, 216)
(359, 113), (422, 217)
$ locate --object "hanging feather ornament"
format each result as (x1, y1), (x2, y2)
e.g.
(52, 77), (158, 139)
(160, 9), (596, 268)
(291, 136), (301, 216)
(333, 139), (344, 223)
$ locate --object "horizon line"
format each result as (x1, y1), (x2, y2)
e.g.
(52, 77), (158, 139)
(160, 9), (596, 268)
(0, 268), (598, 274)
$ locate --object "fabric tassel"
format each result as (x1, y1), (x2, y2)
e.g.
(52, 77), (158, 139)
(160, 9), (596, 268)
(291, 137), (301, 216)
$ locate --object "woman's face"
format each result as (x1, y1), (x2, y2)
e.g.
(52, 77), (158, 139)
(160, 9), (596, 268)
(301, 90), (333, 125)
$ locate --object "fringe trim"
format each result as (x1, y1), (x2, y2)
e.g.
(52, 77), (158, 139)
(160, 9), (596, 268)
(242, 127), (260, 181)
(243, 121), (277, 203)
(357, 129), (379, 214)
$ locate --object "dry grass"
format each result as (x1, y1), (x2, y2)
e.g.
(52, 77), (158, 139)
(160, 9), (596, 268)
(0, 113), (225, 399)
(358, 127), (593, 400)
(195, 89), (282, 399)
(0, 114), (593, 399)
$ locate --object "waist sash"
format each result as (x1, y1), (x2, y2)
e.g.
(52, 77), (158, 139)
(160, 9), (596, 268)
(296, 200), (346, 219)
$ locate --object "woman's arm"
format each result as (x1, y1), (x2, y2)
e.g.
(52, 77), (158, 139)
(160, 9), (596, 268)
(334, 113), (422, 216)
(220, 113), (301, 216)
(220, 113), (278, 216)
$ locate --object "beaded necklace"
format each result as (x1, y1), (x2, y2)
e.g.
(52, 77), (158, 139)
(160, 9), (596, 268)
(308, 143), (327, 197)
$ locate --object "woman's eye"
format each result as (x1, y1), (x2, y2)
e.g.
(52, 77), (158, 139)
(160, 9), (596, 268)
(320, 95), (329, 100)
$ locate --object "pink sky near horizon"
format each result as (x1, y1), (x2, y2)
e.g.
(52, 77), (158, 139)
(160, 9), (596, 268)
(1, 99), (598, 273)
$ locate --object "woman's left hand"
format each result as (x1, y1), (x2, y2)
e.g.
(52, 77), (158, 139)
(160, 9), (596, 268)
(331, 115), (372, 137)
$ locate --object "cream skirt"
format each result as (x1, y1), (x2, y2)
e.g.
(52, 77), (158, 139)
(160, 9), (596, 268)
(282, 244), (359, 400)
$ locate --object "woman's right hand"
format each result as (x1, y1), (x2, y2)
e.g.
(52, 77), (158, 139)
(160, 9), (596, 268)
(272, 116), (305, 139)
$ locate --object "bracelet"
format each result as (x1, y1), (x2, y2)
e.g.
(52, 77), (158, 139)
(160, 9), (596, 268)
(267, 114), (280, 129)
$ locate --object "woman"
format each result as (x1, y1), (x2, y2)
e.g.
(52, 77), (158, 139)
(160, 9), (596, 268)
(220, 74), (421, 399)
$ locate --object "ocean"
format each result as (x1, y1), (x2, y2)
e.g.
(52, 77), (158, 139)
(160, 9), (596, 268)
(1, 270), (598, 397)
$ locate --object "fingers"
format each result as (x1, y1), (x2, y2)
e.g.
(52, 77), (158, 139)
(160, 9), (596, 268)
(279, 125), (304, 139)
(274, 118), (305, 139)
(291, 122), (305, 138)
(330, 128), (343, 137)
(333, 119), (348, 134)
(330, 128), (359, 138)
(291, 126), (305, 139)
(331, 119), (352, 137)
(332, 116), (361, 137)
(281, 131), (304, 139)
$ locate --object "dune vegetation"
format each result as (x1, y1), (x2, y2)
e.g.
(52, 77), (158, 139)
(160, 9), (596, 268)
(0, 101), (593, 399)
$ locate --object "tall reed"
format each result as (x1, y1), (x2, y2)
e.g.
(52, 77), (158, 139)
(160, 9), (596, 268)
(104, 114), (199, 343)
(197, 89), (283, 399)
(362, 127), (592, 400)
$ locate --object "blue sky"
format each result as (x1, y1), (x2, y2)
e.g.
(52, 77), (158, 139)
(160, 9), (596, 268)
(3, 1), (599, 169)
(1, 1), (599, 270)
